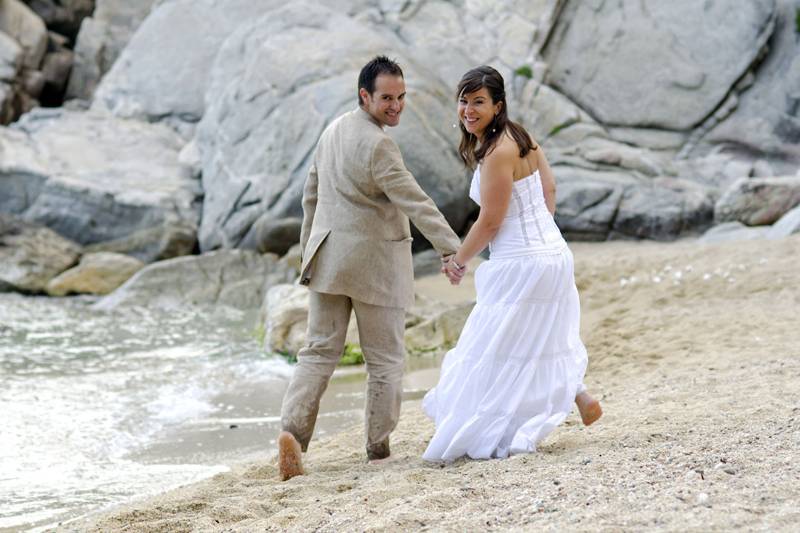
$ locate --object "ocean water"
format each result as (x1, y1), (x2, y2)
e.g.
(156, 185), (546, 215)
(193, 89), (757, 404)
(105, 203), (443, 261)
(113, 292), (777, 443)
(0, 293), (395, 532)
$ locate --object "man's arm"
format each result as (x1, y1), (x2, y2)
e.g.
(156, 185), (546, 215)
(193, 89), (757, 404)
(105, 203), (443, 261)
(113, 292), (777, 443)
(371, 137), (460, 255)
(299, 161), (319, 259)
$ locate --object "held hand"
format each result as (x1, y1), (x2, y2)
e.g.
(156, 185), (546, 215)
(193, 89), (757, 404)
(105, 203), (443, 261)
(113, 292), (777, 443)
(441, 254), (454, 275)
(443, 257), (466, 285)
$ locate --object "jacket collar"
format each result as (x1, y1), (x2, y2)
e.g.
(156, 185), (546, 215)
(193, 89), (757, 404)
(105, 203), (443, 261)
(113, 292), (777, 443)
(355, 106), (384, 130)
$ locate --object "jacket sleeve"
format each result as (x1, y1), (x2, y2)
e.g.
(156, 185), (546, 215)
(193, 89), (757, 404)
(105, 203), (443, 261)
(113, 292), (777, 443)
(371, 136), (461, 255)
(299, 160), (319, 260)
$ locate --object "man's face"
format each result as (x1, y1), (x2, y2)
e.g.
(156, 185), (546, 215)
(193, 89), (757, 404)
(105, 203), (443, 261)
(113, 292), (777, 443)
(360, 74), (406, 128)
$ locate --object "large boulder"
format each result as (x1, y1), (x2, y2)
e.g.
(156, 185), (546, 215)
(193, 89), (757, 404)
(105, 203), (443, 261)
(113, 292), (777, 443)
(700, 221), (768, 244)
(553, 169), (632, 240)
(715, 176), (800, 226)
(259, 282), (376, 357)
(262, 283), (309, 356)
(0, 31), (21, 81)
(0, 108), (201, 262)
(0, 32), (21, 122)
(240, 215), (302, 256)
(766, 204), (800, 239)
(611, 178), (715, 240)
(38, 41), (73, 104)
(45, 251), (144, 296)
(390, 0), (553, 87)
(23, 0), (94, 41)
(0, 0), (47, 69)
(554, 171), (715, 241)
(0, 0), (48, 123)
(65, 0), (158, 101)
(703, 1), (800, 166)
(196, 2), (469, 251)
(516, 78), (607, 149)
(404, 303), (474, 356)
(0, 214), (81, 292)
(542, 0), (777, 130)
(91, 0), (282, 122)
(95, 250), (296, 310)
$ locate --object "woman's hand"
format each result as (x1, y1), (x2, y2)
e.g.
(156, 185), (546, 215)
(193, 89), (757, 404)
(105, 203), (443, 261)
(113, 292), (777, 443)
(441, 255), (466, 285)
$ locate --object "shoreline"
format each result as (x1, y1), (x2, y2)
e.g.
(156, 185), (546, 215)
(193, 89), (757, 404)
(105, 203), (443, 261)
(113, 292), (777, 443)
(65, 236), (800, 531)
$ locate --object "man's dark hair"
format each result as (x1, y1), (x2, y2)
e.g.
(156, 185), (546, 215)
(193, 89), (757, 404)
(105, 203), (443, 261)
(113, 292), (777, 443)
(358, 55), (404, 105)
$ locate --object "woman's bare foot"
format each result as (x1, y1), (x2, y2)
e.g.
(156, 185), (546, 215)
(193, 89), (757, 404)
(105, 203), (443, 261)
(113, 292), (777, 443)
(575, 392), (603, 426)
(278, 431), (304, 481)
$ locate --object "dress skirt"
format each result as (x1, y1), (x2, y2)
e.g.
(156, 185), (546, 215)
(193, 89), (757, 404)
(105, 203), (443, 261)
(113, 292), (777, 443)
(422, 245), (588, 461)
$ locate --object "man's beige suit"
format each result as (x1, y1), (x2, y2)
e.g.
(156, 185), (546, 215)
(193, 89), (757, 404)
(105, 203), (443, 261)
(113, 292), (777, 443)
(281, 107), (460, 459)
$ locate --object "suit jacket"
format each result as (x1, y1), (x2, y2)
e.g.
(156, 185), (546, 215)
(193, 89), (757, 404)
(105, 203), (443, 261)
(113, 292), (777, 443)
(299, 107), (461, 309)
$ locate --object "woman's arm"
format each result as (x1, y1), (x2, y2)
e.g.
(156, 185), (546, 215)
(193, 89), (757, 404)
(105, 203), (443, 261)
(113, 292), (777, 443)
(536, 144), (557, 215)
(452, 144), (515, 267)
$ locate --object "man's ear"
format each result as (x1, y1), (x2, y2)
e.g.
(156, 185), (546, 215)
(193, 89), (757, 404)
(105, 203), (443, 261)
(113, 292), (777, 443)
(359, 87), (370, 105)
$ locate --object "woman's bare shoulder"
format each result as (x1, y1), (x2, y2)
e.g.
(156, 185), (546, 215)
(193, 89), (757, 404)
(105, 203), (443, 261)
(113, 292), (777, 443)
(485, 134), (519, 164)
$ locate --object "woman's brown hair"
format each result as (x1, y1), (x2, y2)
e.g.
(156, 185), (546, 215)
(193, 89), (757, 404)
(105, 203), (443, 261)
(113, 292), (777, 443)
(457, 66), (536, 168)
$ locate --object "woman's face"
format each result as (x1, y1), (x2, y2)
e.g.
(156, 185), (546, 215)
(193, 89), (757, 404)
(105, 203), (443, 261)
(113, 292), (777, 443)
(458, 87), (502, 138)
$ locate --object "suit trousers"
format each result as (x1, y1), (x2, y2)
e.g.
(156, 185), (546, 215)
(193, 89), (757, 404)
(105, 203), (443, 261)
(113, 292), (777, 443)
(280, 290), (406, 459)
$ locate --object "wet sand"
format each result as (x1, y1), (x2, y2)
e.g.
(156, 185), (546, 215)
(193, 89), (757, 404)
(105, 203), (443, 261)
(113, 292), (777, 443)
(67, 235), (800, 531)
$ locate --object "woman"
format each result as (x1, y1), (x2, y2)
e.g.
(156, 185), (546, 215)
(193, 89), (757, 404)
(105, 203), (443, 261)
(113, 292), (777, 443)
(423, 66), (601, 462)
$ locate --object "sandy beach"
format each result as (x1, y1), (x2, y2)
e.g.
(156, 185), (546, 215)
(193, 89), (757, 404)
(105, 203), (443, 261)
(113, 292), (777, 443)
(67, 235), (800, 532)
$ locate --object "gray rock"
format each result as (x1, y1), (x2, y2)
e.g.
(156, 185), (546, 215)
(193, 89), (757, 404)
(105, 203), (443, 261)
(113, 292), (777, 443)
(66, 0), (158, 101)
(0, 82), (13, 123)
(92, 0), (281, 122)
(612, 178), (715, 240)
(259, 281), (361, 356)
(766, 205), (800, 239)
(672, 153), (754, 190)
(20, 66), (44, 96)
(23, 0), (94, 40)
(413, 248), (444, 278)
(542, 0), (777, 129)
(82, 221), (197, 263)
(703, 1), (800, 165)
(715, 176), (800, 226)
(576, 138), (666, 177)
(196, 3), (470, 251)
(0, 31), (21, 82)
(277, 243), (302, 277)
(553, 167), (716, 241)
(0, 213), (81, 292)
(553, 169), (632, 240)
(0, 32), (20, 123)
(606, 127), (688, 152)
(0, 107), (200, 259)
(46, 251), (144, 296)
(405, 302), (474, 356)
(262, 283), (308, 356)
(700, 221), (768, 244)
(240, 216), (302, 256)
(392, 0), (552, 86)
(39, 46), (73, 94)
(0, 0), (47, 69)
(95, 249), (296, 310)
(752, 159), (775, 178)
(516, 78), (607, 149)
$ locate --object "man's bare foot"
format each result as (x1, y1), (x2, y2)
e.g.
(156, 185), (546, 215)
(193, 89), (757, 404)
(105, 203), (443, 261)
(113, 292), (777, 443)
(278, 431), (304, 481)
(575, 392), (603, 426)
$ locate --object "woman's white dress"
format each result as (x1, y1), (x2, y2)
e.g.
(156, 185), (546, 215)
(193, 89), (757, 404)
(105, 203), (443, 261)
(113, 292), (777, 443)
(422, 166), (588, 461)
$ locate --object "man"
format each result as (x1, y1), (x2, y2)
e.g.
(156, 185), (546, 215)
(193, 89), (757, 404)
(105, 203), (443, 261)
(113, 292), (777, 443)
(278, 56), (462, 480)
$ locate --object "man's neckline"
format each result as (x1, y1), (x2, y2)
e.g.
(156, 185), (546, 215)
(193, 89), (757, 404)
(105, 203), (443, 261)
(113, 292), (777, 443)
(355, 107), (385, 130)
